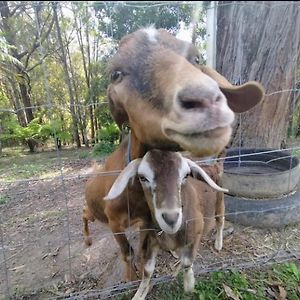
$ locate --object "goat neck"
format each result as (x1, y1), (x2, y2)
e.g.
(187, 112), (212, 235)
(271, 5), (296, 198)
(127, 129), (153, 162)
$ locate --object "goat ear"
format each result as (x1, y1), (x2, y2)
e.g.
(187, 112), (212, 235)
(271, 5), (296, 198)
(185, 158), (228, 193)
(200, 66), (265, 113)
(104, 159), (141, 201)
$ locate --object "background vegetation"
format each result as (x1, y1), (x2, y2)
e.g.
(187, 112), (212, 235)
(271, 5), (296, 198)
(0, 1), (207, 156)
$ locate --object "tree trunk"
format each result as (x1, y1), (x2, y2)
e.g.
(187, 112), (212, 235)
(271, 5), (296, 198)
(0, 122), (2, 155)
(53, 3), (81, 148)
(93, 104), (99, 143)
(65, 34), (89, 147)
(18, 76), (34, 123)
(5, 77), (27, 126)
(216, 1), (300, 148)
(72, 5), (95, 145)
(89, 106), (95, 144)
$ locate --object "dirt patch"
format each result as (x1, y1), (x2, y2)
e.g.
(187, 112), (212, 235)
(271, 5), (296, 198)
(0, 151), (300, 299)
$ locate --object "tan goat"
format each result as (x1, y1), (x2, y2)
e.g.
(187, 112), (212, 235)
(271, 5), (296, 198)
(105, 150), (227, 299)
(107, 27), (265, 157)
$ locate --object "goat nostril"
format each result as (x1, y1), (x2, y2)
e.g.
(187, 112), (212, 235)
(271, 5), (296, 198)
(162, 212), (179, 227)
(178, 92), (210, 110)
(179, 99), (205, 110)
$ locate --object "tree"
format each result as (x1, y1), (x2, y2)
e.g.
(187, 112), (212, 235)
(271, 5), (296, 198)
(93, 2), (195, 41)
(216, 1), (300, 148)
(52, 2), (81, 148)
(72, 2), (95, 145)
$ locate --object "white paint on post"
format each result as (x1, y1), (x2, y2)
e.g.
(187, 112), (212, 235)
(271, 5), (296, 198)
(206, 1), (217, 68)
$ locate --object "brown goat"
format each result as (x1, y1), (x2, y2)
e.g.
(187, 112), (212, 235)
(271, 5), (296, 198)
(83, 135), (149, 281)
(105, 150), (226, 299)
(83, 26), (264, 281)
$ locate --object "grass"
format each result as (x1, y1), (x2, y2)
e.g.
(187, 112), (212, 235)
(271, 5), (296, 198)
(0, 146), (94, 182)
(0, 144), (116, 182)
(0, 194), (10, 204)
(116, 262), (300, 300)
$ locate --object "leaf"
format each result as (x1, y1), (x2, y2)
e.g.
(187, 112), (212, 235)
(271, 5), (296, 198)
(278, 286), (287, 300)
(223, 284), (240, 300)
(9, 265), (25, 272)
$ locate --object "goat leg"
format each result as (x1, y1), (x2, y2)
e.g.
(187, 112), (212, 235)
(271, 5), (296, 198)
(181, 234), (201, 293)
(132, 233), (159, 300)
(109, 221), (138, 282)
(82, 206), (95, 246)
(214, 191), (225, 251)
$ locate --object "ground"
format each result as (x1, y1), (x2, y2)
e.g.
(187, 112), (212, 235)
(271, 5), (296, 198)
(0, 147), (299, 300)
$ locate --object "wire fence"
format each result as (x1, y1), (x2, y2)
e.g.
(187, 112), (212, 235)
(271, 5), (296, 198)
(1, 1), (300, 299)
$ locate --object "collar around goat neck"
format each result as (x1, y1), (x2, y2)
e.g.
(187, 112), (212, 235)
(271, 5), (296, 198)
(126, 130), (132, 165)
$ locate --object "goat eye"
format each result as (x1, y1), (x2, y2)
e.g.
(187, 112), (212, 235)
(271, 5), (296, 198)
(194, 56), (200, 65)
(110, 70), (123, 83)
(139, 176), (149, 183)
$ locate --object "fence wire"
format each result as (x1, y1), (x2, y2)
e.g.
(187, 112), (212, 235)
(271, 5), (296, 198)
(1, 1), (300, 300)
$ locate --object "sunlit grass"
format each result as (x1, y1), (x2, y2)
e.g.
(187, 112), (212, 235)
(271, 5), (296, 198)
(4, 210), (65, 227)
(116, 262), (300, 300)
(0, 146), (92, 182)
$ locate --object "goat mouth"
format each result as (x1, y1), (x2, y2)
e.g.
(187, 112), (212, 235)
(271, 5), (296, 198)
(164, 126), (230, 139)
(162, 125), (232, 156)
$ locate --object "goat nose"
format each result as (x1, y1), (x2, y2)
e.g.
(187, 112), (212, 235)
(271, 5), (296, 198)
(162, 212), (179, 228)
(177, 87), (222, 110)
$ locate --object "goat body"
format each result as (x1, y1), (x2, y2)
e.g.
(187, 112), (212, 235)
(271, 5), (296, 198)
(83, 136), (151, 281)
(105, 150), (226, 299)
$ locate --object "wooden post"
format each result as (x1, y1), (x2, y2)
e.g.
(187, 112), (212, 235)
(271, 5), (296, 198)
(206, 1), (217, 68)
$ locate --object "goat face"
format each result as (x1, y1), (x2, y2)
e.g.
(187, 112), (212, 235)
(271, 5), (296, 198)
(104, 149), (227, 235)
(107, 27), (264, 156)
(136, 150), (184, 234)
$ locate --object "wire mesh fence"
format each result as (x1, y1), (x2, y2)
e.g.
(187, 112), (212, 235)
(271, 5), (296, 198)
(1, 1), (300, 299)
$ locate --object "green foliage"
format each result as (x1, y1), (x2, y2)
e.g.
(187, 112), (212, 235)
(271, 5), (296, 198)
(92, 123), (120, 156)
(38, 121), (72, 143)
(271, 263), (300, 299)
(194, 263), (300, 300)
(0, 117), (71, 146)
(0, 1), (208, 153)
(288, 97), (300, 138)
(92, 141), (117, 157)
(93, 2), (195, 40)
(97, 123), (120, 144)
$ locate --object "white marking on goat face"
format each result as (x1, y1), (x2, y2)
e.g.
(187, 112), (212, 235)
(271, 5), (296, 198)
(155, 207), (182, 235)
(178, 153), (191, 185)
(142, 26), (157, 43)
(137, 156), (155, 189)
(138, 151), (186, 235)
